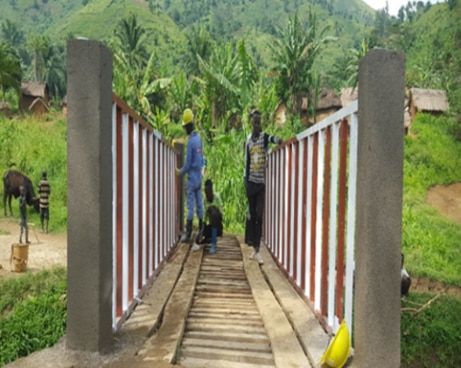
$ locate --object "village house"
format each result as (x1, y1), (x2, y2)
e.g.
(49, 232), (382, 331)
(275, 86), (449, 132)
(341, 86), (413, 133)
(408, 87), (449, 122)
(307, 88), (342, 125)
(19, 81), (50, 115)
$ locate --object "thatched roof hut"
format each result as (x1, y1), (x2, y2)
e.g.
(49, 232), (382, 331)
(19, 81), (50, 115)
(308, 88), (342, 124)
(340, 87), (358, 107)
(409, 88), (449, 121)
(275, 102), (287, 126)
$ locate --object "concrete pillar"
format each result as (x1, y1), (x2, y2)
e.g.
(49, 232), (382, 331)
(66, 39), (113, 353)
(353, 49), (405, 367)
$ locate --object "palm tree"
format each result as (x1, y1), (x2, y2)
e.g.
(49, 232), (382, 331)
(0, 41), (22, 101)
(1, 20), (24, 48)
(26, 33), (49, 81)
(268, 12), (335, 113)
(183, 25), (215, 78)
(344, 38), (372, 90)
(42, 43), (66, 99)
(196, 43), (239, 129)
(112, 12), (148, 71)
(167, 70), (197, 121)
(235, 39), (258, 113)
(111, 13), (171, 124)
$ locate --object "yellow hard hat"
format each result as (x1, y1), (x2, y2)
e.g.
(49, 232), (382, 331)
(320, 320), (351, 368)
(182, 108), (194, 126)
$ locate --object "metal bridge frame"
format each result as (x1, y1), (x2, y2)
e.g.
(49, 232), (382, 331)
(66, 39), (405, 367)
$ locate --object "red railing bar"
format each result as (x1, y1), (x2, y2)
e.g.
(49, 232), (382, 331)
(321, 127), (332, 315)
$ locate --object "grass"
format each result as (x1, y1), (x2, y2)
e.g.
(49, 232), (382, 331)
(0, 112), (68, 233)
(401, 292), (461, 368)
(403, 114), (461, 286)
(0, 267), (67, 367)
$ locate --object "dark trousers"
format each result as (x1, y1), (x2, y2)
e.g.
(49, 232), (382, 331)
(201, 206), (223, 243)
(202, 222), (223, 243)
(245, 181), (265, 252)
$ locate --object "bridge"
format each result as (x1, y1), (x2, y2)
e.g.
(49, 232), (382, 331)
(15, 40), (405, 368)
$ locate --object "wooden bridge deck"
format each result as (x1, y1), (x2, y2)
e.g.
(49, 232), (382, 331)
(180, 236), (275, 367)
(129, 234), (329, 368)
(5, 235), (329, 368)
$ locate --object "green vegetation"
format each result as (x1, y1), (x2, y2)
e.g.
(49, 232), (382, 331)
(1, 0), (459, 126)
(0, 267), (67, 366)
(0, 0), (460, 366)
(0, 113), (67, 232)
(403, 115), (461, 286)
(401, 292), (461, 368)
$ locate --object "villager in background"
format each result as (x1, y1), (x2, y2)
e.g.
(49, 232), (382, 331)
(18, 185), (30, 244)
(244, 109), (282, 264)
(401, 253), (411, 298)
(175, 108), (204, 251)
(38, 170), (51, 233)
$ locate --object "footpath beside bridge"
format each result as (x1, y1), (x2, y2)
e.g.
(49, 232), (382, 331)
(6, 235), (328, 368)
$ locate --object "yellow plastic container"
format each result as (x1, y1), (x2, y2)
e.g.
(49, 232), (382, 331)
(10, 243), (29, 272)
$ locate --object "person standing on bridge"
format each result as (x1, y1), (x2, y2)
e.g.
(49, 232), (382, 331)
(244, 109), (282, 264)
(38, 170), (51, 234)
(176, 108), (204, 251)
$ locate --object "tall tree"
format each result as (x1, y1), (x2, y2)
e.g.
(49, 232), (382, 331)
(110, 13), (171, 123)
(182, 26), (215, 78)
(26, 33), (49, 81)
(42, 43), (66, 99)
(0, 41), (22, 101)
(196, 43), (239, 129)
(112, 12), (149, 71)
(268, 12), (335, 113)
(1, 20), (24, 48)
(344, 37), (372, 89)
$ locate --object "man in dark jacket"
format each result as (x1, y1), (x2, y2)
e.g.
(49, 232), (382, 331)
(244, 109), (282, 264)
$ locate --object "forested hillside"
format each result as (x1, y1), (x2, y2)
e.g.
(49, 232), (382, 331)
(0, 0), (460, 131)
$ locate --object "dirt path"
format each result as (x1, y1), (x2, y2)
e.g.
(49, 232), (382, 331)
(426, 182), (461, 224)
(0, 217), (66, 279)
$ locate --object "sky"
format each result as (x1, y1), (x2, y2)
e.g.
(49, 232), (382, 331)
(362, 0), (443, 16)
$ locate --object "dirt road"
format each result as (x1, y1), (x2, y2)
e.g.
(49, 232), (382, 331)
(0, 217), (66, 279)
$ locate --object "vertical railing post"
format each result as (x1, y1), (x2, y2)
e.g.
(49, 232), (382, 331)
(174, 141), (185, 234)
(353, 49), (405, 367)
(66, 39), (113, 353)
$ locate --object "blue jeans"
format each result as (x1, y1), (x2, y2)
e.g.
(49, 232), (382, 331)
(186, 181), (204, 221)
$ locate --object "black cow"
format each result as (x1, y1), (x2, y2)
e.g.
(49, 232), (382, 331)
(3, 169), (40, 216)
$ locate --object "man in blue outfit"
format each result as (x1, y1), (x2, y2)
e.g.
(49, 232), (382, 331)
(176, 108), (204, 251)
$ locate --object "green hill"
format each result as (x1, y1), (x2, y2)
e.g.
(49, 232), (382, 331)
(1, 0), (459, 115)
(0, 0), (377, 73)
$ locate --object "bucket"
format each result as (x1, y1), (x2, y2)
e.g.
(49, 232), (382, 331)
(10, 243), (29, 272)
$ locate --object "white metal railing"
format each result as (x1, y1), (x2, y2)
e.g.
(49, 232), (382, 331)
(265, 100), (358, 338)
(111, 94), (180, 330)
